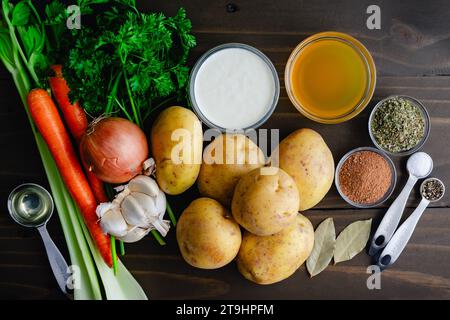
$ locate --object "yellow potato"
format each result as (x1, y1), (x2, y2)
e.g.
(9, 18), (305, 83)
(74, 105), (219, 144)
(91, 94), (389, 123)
(176, 198), (242, 269)
(272, 128), (334, 210)
(237, 214), (314, 285)
(151, 106), (203, 195)
(198, 134), (265, 207)
(232, 167), (299, 236)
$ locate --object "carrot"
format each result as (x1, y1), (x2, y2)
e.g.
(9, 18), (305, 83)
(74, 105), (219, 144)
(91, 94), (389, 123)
(27, 88), (112, 267)
(50, 65), (109, 204)
(86, 170), (109, 203)
(49, 65), (88, 143)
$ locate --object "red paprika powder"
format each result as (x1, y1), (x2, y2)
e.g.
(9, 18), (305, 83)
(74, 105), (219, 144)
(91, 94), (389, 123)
(338, 151), (392, 205)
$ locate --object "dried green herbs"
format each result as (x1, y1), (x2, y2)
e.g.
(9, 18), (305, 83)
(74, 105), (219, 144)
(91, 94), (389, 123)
(422, 178), (445, 201)
(371, 97), (425, 153)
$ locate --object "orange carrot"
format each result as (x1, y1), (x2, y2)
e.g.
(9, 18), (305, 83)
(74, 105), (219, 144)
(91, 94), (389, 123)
(50, 65), (109, 204)
(27, 89), (112, 267)
(86, 170), (109, 203)
(49, 65), (88, 143)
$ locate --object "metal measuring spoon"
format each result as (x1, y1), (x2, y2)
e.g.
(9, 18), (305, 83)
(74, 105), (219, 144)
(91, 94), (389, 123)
(369, 152), (433, 256)
(377, 178), (445, 269)
(7, 183), (70, 294)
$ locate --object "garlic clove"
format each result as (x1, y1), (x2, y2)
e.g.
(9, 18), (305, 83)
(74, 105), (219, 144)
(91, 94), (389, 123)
(99, 208), (129, 237)
(128, 175), (159, 197)
(152, 219), (171, 237)
(121, 193), (151, 229)
(96, 202), (113, 219)
(113, 187), (130, 206)
(132, 192), (159, 217)
(118, 226), (151, 243)
(155, 190), (167, 218)
(143, 158), (156, 175)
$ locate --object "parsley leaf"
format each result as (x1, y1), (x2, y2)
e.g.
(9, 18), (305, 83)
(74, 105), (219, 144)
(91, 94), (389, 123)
(61, 4), (196, 127)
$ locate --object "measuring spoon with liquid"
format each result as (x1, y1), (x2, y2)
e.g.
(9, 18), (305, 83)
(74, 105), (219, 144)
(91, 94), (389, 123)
(369, 152), (433, 256)
(7, 183), (69, 294)
(378, 178), (445, 269)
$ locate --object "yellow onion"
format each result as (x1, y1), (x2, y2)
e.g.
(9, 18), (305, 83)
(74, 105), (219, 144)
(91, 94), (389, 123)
(80, 117), (148, 183)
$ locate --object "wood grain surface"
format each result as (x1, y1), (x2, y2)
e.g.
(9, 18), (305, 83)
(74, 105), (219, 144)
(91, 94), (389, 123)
(1, 0), (449, 300)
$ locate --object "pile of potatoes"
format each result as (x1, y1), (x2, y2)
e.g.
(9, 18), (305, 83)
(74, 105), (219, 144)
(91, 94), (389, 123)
(151, 108), (334, 284)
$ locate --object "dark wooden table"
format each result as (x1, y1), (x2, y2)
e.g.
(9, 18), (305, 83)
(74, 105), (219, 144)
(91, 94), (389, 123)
(1, 0), (450, 300)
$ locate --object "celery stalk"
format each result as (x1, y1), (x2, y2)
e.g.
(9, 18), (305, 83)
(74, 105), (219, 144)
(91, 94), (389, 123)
(39, 138), (101, 300)
(55, 172), (102, 299)
(8, 64), (102, 299)
(0, 24), (101, 300)
(76, 208), (148, 300)
(4, 59), (100, 299)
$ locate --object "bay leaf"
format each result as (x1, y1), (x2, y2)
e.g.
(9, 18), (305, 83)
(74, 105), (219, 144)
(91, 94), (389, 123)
(306, 218), (336, 277)
(334, 219), (372, 264)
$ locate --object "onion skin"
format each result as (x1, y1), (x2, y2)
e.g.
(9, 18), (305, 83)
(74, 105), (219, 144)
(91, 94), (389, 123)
(80, 117), (149, 184)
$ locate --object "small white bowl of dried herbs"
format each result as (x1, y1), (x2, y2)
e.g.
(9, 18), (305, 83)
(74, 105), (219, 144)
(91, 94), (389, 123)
(369, 95), (430, 156)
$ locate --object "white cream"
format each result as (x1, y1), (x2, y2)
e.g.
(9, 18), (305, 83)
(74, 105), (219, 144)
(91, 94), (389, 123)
(193, 47), (277, 129)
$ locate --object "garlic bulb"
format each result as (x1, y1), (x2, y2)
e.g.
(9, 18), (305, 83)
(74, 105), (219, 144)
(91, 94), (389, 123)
(96, 175), (170, 243)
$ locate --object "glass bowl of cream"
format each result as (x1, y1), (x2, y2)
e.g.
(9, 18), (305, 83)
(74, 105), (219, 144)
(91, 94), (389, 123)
(189, 43), (280, 131)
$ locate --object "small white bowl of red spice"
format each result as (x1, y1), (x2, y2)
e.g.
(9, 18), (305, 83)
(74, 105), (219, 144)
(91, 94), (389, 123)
(335, 147), (397, 208)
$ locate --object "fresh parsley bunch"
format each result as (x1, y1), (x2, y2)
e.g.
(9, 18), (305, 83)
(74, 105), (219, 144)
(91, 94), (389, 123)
(59, 1), (196, 127)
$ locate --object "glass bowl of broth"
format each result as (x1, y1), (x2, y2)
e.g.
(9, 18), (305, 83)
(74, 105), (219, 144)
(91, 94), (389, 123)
(285, 32), (376, 124)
